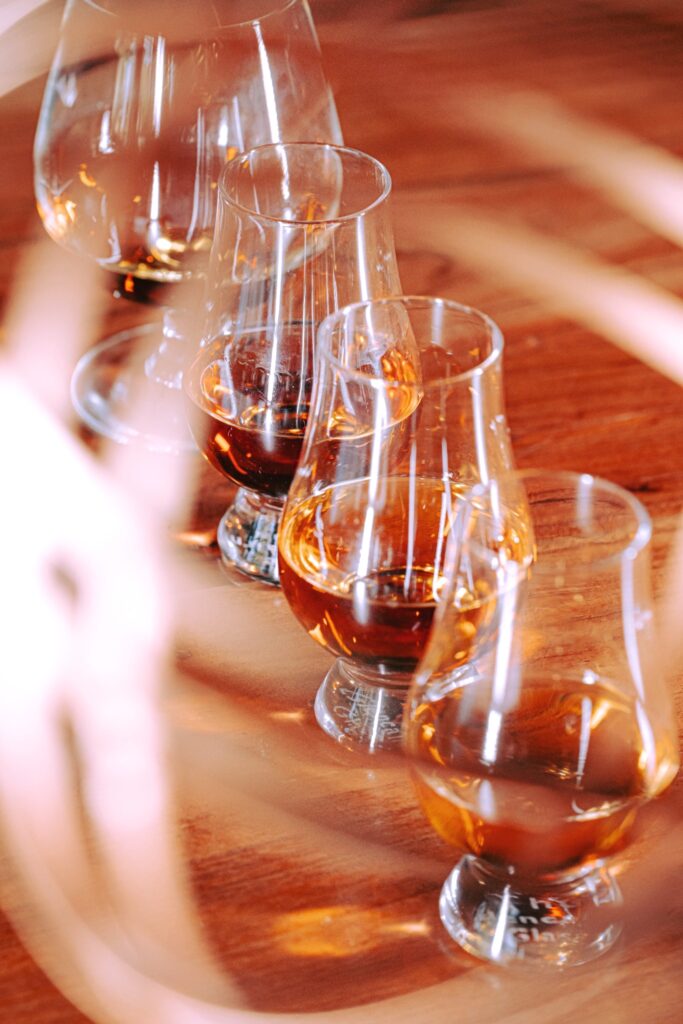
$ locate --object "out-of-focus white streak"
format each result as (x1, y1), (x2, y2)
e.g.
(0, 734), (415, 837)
(0, 0), (63, 96)
(0, 245), (240, 1012)
(394, 199), (683, 387)
(4, 245), (100, 418)
(449, 89), (683, 249)
(0, 0), (53, 36)
(0, 372), (230, 1021)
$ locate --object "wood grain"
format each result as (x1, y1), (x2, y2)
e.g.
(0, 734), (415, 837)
(1, 1), (683, 1021)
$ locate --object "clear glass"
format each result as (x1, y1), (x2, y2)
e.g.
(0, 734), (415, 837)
(185, 142), (401, 582)
(278, 296), (516, 751)
(404, 469), (680, 967)
(34, 0), (342, 451)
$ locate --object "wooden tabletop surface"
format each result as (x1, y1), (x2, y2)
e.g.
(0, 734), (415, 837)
(1, 1), (683, 1021)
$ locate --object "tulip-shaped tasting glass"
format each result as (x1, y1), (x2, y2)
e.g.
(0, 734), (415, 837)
(34, 0), (342, 450)
(404, 469), (679, 967)
(278, 296), (516, 751)
(185, 143), (400, 582)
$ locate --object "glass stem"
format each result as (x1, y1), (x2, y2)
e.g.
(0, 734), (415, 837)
(144, 307), (196, 390)
(217, 489), (285, 585)
(314, 659), (412, 752)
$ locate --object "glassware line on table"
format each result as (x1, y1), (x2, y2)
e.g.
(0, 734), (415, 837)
(184, 141), (401, 583)
(34, 0), (342, 452)
(404, 468), (679, 967)
(277, 295), (517, 752)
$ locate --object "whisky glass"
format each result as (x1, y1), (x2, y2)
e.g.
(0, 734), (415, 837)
(405, 469), (679, 967)
(278, 296), (516, 751)
(34, 0), (341, 451)
(185, 143), (400, 582)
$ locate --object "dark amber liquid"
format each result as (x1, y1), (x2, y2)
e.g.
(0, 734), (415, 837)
(278, 476), (493, 672)
(110, 272), (171, 305)
(185, 332), (310, 499)
(110, 271), (204, 306)
(409, 677), (662, 879)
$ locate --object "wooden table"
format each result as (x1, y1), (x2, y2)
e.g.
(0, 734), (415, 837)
(1, 1), (683, 1021)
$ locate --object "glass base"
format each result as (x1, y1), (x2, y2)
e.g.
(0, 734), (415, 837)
(314, 660), (410, 753)
(440, 855), (622, 968)
(70, 324), (195, 453)
(217, 489), (283, 585)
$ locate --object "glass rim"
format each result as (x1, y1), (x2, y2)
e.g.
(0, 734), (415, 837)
(82, 0), (305, 28)
(468, 468), (653, 569)
(217, 142), (392, 225)
(316, 295), (504, 388)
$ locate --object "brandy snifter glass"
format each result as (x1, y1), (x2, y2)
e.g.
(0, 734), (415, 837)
(184, 142), (400, 583)
(34, 0), (341, 451)
(277, 296), (516, 752)
(405, 469), (679, 967)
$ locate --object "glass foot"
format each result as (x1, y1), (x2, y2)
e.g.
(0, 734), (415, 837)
(70, 324), (196, 453)
(314, 659), (410, 753)
(440, 855), (622, 968)
(217, 489), (283, 585)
